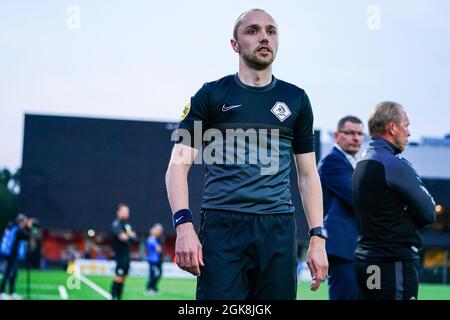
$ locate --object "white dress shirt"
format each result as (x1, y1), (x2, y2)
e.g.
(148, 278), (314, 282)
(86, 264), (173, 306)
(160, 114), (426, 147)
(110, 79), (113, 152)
(334, 143), (358, 169)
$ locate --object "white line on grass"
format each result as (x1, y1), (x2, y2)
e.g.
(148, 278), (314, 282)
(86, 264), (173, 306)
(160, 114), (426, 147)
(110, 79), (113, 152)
(76, 273), (112, 300)
(58, 285), (69, 300)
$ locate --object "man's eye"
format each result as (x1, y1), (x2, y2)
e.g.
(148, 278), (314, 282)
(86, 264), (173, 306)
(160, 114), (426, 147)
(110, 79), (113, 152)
(248, 29), (256, 34)
(268, 29), (276, 35)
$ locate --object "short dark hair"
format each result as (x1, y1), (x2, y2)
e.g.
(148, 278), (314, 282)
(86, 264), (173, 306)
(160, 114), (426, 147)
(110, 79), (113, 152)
(117, 203), (128, 210)
(337, 115), (363, 131)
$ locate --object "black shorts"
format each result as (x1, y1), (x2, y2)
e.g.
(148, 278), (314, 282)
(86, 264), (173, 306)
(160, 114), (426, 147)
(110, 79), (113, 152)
(355, 259), (420, 300)
(115, 256), (130, 277)
(196, 210), (297, 300)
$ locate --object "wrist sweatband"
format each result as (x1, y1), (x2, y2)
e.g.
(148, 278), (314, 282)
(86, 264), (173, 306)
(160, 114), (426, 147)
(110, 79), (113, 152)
(172, 208), (194, 229)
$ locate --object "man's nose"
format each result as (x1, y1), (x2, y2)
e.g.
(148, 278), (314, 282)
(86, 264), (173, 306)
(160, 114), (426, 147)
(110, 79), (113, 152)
(353, 136), (361, 142)
(259, 32), (269, 44)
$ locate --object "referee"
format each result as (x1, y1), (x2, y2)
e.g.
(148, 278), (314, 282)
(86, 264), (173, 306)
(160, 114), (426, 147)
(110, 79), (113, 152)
(352, 102), (436, 300)
(110, 203), (136, 300)
(166, 9), (328, 300)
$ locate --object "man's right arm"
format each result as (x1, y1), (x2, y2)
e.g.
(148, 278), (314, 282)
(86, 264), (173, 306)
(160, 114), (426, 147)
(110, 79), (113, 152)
(112, 221), (128, 242)
(165, 143), (204, 276)
(17, 228), (31, 241)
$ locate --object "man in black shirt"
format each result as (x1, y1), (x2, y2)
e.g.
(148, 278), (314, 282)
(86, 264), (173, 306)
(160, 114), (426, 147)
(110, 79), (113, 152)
(110, 203), (136, 300)
(352, 101), (436, 300)
(166, 9), (328, 300)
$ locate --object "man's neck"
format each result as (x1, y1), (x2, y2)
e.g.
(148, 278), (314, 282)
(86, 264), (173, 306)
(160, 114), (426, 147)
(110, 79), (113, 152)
(334, 143), (356, 158)
(373, 135), (402, 154)
(238, 63), (273, 87)
(378, 134), (397, 147)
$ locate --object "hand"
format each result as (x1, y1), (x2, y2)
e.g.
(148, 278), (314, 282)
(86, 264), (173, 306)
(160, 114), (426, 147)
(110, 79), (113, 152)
(118, 232), (128, 241)
(129, 231), (136, 238)
(306, 236), (328, 291)
(175, 222), (204, 276)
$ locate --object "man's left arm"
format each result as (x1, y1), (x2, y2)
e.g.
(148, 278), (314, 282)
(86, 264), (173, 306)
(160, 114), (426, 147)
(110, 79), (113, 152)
(294, 152), (328, 291)
(129, 227), (138, 242)
(386, 158), (436, 227)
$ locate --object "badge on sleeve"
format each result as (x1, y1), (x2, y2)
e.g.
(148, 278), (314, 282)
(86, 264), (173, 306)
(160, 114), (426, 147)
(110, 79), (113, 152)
(181, 101), (191, 120)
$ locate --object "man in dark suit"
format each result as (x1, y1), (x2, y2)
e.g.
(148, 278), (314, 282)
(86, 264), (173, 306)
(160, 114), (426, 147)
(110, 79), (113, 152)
(318, 116), (364, 300)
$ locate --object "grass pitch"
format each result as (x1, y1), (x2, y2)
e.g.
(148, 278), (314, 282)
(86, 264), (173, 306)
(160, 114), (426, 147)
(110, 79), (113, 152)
(10, 269), (449, 300)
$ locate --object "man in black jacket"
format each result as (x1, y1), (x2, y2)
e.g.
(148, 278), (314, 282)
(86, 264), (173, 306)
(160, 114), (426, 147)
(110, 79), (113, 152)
(352, 101), (436, 300)
(110, 203), (137, 300)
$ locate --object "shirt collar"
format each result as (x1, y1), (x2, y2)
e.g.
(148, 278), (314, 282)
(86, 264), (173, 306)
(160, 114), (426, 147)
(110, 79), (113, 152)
(233, 73), (277, 92)
(334, 143), (358, 168)
(370, 137), (402, 155)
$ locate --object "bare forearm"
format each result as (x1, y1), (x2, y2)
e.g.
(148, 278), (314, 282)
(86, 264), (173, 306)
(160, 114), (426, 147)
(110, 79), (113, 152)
(294, 153), (328, 290)
(166, 145), (203, 276)
(298, 170), (324, 229)
(165, 164), (190, 213)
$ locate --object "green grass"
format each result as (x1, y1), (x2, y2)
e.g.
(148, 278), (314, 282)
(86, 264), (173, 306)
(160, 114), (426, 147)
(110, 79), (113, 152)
(9, 270), (450, 300)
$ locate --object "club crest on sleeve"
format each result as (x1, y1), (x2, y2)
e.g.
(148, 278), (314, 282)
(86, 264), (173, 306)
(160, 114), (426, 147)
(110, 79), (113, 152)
(271, 102), (291, 122)
(181, 101), (191, 120)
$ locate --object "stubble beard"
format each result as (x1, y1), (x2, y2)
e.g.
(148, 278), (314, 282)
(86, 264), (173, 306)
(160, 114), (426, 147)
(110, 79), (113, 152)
(241, 49), (275, 71)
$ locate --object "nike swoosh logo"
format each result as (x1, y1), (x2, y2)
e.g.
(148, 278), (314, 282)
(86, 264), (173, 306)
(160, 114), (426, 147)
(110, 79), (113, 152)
(175, 217), (183, 223)
(222, 104), (242, 112)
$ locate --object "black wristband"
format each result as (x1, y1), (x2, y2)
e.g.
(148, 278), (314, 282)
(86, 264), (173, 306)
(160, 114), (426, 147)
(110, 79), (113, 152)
(309, 226), (329, 240)
(172, 209), (194, 229)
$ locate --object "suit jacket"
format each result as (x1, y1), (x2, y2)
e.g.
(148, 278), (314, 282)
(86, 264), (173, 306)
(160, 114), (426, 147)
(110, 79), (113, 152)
(318, 146), (357, 260)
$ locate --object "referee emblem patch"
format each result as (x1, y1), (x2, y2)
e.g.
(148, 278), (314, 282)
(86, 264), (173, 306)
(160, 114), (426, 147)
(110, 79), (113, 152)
(181, 101), (191, 120)
(271, 102), (291, 122)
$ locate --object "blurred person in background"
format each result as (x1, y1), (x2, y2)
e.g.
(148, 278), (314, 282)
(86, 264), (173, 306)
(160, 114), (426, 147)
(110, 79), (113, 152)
(0, 214), (36, 300)
(318, 116), (364, 300)
(110, 203), (137, 300)
(145, 223), (164, 295)
(353, 102), (436, 300)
